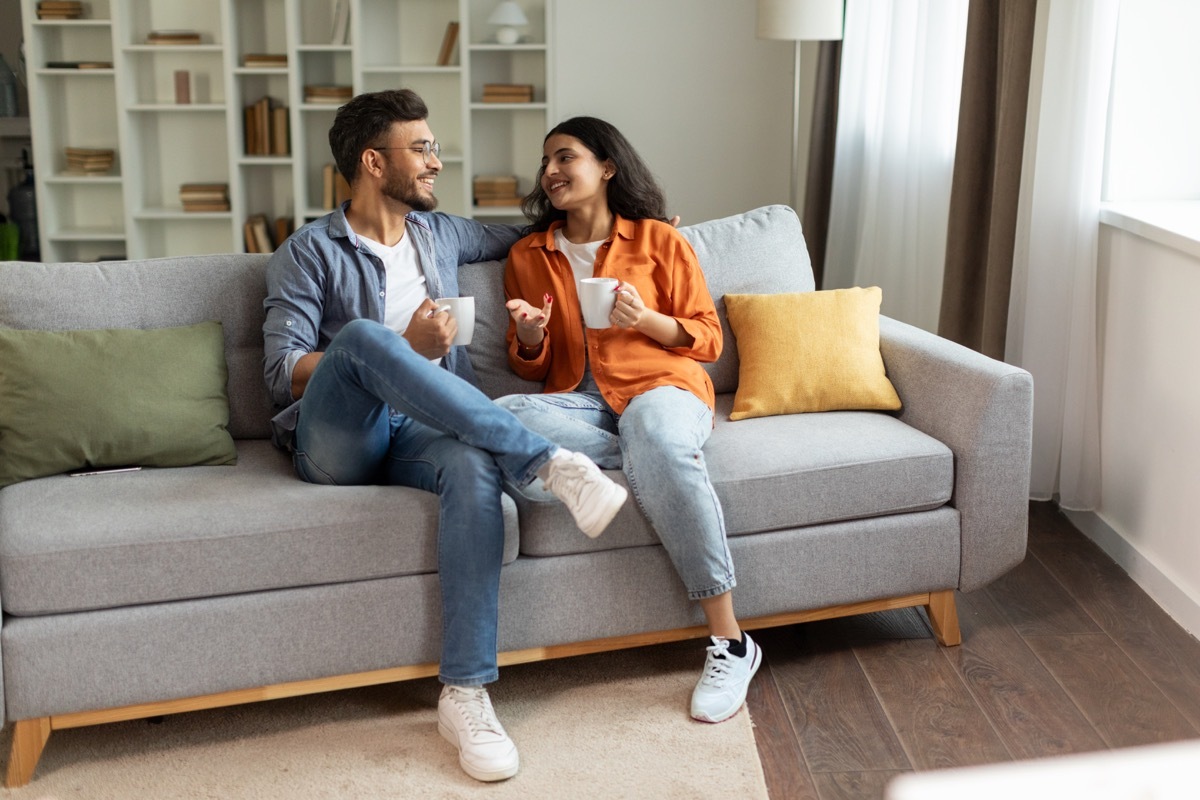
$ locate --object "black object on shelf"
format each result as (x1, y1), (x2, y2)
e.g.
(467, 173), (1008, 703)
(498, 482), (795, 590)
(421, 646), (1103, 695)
(7, 148), (39, 261)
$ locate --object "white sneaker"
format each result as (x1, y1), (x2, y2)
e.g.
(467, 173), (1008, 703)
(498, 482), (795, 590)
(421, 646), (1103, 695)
(541, 450), (628, 538)
(690, 633), (763, 723)
(437, 685), (519, 782)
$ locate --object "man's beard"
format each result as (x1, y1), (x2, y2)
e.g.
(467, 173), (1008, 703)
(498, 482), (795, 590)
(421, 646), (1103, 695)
(383, 171), (438, 212)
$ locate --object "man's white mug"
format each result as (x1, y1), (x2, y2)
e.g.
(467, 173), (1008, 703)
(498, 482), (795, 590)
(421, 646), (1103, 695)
(434, 296), (475, 346)
(579, 277), (619, 329)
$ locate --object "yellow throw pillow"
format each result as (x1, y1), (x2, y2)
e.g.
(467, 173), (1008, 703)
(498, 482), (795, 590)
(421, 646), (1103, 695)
(724, 287), (901, 420)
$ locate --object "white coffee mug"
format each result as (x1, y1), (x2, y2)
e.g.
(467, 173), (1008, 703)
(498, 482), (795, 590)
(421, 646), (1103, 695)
(434, 296), (475, 346)
(579, 277), (619, 329)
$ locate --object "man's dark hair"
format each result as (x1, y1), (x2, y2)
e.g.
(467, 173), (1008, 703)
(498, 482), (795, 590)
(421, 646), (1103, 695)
(521, 116), (668, 232)
(329, 89), (429, 184)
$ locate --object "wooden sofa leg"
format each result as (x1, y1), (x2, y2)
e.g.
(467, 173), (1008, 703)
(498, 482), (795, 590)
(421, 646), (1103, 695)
(925, 590), (962, 646)
(5, 717), (51, 788)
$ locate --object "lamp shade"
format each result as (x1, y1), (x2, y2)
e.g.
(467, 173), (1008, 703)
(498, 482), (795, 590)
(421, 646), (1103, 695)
(488, 1), (529, 27)
(756, 0), (844, 41)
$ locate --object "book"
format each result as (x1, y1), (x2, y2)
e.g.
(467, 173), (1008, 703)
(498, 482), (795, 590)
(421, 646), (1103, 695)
(148, 30), (202, 45)
(243, 53), (288, 68)
(46, 61), (112, 69)
(274, 217), (294, 246)
(436, 21), (460, 66)
(174, 70), (190, 104)
(271, 106), (290, 155)
(475, 197), (522, 207)
(331, 0), (350, 45)
(322, 164), (352, 209)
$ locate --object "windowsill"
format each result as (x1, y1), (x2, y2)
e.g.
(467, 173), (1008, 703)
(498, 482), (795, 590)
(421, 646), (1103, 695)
(1099, 200), (1200, 261)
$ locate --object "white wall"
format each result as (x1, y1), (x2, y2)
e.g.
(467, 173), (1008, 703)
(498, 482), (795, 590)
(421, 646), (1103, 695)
(1079, 223), (1200, 636)
(550, 0), (798, 225)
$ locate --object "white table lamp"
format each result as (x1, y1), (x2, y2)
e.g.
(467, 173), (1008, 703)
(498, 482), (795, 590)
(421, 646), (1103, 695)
(756, 0), (844, 210)
(489, 1), (529, 45)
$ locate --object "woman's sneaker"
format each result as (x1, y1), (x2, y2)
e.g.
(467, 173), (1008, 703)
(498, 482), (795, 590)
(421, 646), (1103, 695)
(540, 450), (628, 538)
(438, 685), (519, 782)
(690, 633), (763, 723)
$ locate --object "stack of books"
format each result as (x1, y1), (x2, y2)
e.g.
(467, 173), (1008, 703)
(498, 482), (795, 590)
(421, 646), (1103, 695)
(147, 30), (202, 45)
(179, 183), (230, 213)
(473, 175), (521, 207)
(244, 97), (289, 156)
(243, 53), (288, 68)
(481, 83), (534, 103)
(304, 85), (353, 105)
(63, 147), (115, 175)
(322, 164), (352, 209)
(37, 1), (84, 19)
(244, 214), (294, 253)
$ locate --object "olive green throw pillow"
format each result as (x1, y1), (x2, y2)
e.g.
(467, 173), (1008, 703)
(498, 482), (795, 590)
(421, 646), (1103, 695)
(724, 288), (902, 420)
(0, 321), (237, 488)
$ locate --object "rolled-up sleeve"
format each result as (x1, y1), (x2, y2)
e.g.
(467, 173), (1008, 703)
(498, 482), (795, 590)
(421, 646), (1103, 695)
(263, 240), (326, 408)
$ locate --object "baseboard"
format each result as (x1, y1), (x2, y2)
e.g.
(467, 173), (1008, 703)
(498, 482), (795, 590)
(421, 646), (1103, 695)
(1061, 508), (1200, 639)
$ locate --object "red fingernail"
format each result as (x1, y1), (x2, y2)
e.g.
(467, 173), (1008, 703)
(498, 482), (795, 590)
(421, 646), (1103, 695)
(544, 293), (554, 303)
(521, 314), (528, 321)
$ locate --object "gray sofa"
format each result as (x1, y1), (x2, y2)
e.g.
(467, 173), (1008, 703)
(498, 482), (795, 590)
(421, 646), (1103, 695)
(0, 204), (1033, 786)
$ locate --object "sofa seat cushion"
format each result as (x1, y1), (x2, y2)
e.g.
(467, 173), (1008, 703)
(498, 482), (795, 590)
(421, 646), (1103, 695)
(0, 440), (519, 616)
(513, 394), (953, 557)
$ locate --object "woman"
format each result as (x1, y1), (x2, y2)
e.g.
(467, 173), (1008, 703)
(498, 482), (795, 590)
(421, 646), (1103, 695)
(495, 117), (760, 723)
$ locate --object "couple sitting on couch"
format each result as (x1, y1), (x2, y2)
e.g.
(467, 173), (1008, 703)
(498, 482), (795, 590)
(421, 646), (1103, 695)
(262, 88), (760, 782)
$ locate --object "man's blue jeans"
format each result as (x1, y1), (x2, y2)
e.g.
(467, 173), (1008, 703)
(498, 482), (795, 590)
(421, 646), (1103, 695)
(291, 319), (556, 686)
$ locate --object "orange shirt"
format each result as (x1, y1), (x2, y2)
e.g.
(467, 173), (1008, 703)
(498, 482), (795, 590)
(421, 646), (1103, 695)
(504, 215), (722, 414)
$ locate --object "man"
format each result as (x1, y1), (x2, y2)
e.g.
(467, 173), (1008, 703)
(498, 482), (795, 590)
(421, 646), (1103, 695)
(262, 89), (628, 783)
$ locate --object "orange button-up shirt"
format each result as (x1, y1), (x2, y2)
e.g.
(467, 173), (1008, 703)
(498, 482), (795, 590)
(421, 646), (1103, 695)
(503, 215), (722, 414)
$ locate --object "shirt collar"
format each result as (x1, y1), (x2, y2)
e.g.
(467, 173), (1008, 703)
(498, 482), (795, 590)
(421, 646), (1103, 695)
(530, 213), (635, 252)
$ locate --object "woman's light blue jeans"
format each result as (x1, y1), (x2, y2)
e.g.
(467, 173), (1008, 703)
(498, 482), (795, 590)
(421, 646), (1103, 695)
(292, 319), (557, 687)
(495, 386), (735, 600)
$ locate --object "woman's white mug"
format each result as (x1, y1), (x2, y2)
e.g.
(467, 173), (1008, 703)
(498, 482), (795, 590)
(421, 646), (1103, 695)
(579, 277), (619, 328)
(434, 296), (475, 346)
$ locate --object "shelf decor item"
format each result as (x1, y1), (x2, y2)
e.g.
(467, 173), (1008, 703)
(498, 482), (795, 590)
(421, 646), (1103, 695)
(487, 1), (528, 45)
(147, 30), (202, 45)
(482, 83), (533, 103)
(36, 1), (84, 20)
(63, 147), (115, 175)
(304, 85), (353, 105)
(180, 183), (230, 212)
(436, 21), (460, 66)
(473, 175), (521, 206)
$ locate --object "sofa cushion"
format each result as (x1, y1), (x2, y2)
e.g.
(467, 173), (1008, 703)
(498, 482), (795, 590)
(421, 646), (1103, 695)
(459, 204), (815, 399)
(0, 441), (520, 616)
(724, 287), (901, 420)
(512, 394), (953, 557)
(0, 321), (238, 488)
(0, 256), (275, 440)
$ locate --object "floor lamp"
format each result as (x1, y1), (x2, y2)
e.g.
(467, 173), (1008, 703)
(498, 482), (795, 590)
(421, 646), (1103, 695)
(756, 0), (844, 211)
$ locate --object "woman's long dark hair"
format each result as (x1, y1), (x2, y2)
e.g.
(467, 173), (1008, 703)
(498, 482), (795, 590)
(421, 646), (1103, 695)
(521, 117), (668, 232)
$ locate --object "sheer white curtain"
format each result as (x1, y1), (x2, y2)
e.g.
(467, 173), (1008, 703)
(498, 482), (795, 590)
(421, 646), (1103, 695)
(1006, 0), (1119, 508)
(823, 0), (969, 333)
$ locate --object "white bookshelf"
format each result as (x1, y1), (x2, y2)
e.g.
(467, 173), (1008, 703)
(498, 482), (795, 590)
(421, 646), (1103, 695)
(20, 0), (554, 260)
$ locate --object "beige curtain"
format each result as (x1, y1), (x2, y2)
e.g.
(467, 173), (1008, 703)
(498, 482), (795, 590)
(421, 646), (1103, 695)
(937, 0), (1037, 358)
(801, 40), (841, 290)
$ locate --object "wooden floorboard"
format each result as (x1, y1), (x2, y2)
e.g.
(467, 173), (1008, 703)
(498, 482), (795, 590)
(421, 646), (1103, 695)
(745, 502), (1200, 800)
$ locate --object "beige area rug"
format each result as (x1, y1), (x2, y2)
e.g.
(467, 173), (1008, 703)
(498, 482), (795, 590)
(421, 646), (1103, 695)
(0, 639), (768, 799)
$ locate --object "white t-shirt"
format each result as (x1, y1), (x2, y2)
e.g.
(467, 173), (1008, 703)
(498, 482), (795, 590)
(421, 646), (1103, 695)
(358, 224), (442, 364)
(358, 225), (427, 334)
(553, 228), (605, 394)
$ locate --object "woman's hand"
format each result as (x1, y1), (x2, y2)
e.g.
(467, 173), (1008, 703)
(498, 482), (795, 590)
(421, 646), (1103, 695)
(612, 283), (647, 329)
(505, 293), (553, 347)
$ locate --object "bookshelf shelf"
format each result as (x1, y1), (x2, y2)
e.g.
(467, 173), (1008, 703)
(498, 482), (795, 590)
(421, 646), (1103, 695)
(21, 0), (555, 259)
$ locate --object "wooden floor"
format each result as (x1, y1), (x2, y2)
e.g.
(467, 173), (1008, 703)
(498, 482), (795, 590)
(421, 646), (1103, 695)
(744, 501), (1200, 800)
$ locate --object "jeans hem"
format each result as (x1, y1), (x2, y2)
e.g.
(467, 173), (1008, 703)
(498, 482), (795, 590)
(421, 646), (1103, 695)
(440, 670), (499, 688)
(688, 578), (737, 601)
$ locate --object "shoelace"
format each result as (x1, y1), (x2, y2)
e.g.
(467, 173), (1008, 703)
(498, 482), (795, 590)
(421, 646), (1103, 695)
(448, 687), (505, 736)
(544, 458), (588, 503)
(700, 638), (735, 687)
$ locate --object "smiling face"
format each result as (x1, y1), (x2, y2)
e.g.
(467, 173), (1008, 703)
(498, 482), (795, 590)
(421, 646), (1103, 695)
(376, 119), (441, 212)
(540, 133), (614, 216)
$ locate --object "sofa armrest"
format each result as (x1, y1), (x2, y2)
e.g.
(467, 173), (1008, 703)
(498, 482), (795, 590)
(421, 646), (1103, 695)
(878, 316), (1034, 592)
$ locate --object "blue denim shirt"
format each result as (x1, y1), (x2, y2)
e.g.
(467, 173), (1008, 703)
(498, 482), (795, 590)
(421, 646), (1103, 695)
(263, 202), (524, 446)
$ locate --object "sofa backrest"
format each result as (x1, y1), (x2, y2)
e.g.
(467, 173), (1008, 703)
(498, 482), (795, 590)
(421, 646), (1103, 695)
(0, 255), (275, 440)
(460, 204), (815, 398)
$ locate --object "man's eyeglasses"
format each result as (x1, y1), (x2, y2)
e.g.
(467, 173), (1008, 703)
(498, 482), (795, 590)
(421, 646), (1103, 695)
(374, 141), (441, 166)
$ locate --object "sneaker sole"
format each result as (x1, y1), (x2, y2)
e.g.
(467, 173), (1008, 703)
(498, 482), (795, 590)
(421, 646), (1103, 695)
(690, 641), (764, 724)
(438, 719), (520, 782)
(578, 483), (628, 539)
